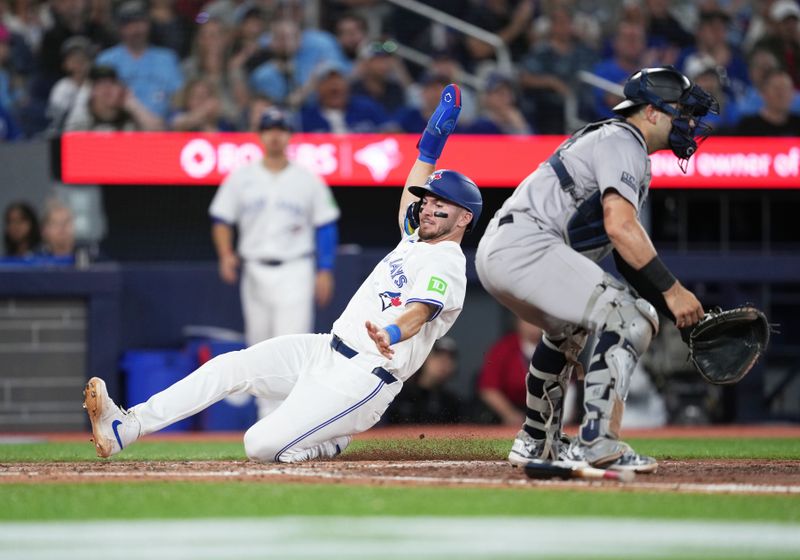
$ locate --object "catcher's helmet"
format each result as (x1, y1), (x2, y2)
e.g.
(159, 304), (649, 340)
(613, 66), (719, 170)
(409, 169), (483, 231)
(613, 66), (691, 115)
(613, 65), (718, 118)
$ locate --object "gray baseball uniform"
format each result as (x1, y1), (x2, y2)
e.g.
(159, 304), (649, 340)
(477, 118), (661, 469)
(476, 119), (651, 337)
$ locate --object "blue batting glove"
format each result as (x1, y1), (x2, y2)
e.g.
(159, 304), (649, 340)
(417, 83), (462, 164)
(403, 200), (421, 235)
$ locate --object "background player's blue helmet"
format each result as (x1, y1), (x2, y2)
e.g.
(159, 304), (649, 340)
(409, 169), (483, 232)
(613, 66), (719, 170)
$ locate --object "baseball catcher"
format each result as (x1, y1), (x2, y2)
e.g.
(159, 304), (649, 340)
(477, 65), (723, 474)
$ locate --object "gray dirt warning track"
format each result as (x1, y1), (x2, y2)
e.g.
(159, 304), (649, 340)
(2, 459), (800, 495)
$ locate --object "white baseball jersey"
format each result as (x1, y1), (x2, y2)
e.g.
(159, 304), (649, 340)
(332, 231), (467, 382)
(209, 160), (340, 260)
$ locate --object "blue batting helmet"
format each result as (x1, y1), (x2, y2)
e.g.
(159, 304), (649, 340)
(409, 169), (483, 231)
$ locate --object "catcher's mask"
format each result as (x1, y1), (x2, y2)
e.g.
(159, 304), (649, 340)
(614, 66), (720, 172)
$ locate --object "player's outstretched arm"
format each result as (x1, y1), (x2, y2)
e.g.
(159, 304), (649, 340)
(365, 302), (434, 359)
(397, 84), (462, 234)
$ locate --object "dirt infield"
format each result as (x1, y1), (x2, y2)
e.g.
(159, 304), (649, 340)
(2, 425), (799, 493)
(3, 459), (800, 494)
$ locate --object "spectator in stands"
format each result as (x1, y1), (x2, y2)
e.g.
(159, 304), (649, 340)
(384, 337), (463, 424)
(737, 47), (800, 116)
(3, 0), (46, 56)
(350, 40), (409, 117)
(63, 64), (164, 131)
(463, 0), (534, 66)
(685, 55), (740, 132)
(0, 23), (17, 112)
(677, 9), (749, 99)
(38, 199), (76, 258)
(393, 71), (450, 133)
(181, 17), (238, 122)
(476, 318), (541, 426)
(198, 0), (262, 27)
(243, 93), (274, 131)
(170, 76), (235, 132)
(3, 201), (40, 257)
(249, 17), (349, 107)
(642, 0), (694, 59)
(519, 5), (596, 133)
(734, 69), (800, 135)
(754, 0), (800, 89)
(46, 35), (92, 132)
(335, 11), (368, 68)
(227, 6), (266, 109)
(38, 0), (115, 85)
(591, 20), (651, 120)
(148, 0), (190, 58)
(95, 0), (184, 119)
(465, 72), (530, 135)
(299, 63), (387, 133)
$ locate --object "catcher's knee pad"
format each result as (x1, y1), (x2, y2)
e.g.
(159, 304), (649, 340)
(580, 297), (658, 444)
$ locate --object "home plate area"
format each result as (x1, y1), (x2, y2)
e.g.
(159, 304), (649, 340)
(3, 458), (800, 494)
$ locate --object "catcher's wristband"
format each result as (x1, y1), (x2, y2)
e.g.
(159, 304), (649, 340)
(384, 324), (402, 345)
(639, 256), (677, 293)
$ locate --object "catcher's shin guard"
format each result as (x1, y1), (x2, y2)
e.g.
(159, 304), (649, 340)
(524, 335), (572, 460)
(579, 298), (658, 465)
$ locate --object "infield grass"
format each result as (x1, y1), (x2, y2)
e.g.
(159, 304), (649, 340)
(3, 482), (799, 522)
(2, 437), (800, 462)
(2, 436), (799, 527)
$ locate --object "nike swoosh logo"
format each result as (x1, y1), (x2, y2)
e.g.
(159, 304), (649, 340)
(111, 419), (124, 450)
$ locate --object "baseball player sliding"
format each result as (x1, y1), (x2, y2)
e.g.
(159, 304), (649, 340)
(83, 84), (483, 462)
(476, 66), (719, 473)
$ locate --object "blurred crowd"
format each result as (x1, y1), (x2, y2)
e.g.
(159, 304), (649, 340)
(3, 197), (88, 262)
(1, 0), (799, 141)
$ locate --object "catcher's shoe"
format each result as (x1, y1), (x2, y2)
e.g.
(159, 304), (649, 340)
(508, 429), (571, 467)
(607, 443), (658, 474)
(560, 439), (657, 474)
(83, 377), (140, 458)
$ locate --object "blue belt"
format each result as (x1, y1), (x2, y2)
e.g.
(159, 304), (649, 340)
(330, 335), (397, 384)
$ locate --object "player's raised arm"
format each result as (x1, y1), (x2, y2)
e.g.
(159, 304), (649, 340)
(397, 84), (462, 235)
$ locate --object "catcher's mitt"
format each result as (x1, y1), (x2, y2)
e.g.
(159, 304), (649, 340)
(687, 306), (771, 385)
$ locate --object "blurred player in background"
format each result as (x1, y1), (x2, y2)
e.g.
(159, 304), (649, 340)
(84, 84), (483, 463)
(209, 106), (339, 357)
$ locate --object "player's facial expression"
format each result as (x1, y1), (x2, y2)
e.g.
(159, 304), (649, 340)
(259, 128), (291, 156)
(417, 195), (467, 240)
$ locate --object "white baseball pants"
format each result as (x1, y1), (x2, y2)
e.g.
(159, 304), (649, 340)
(129, 334), (401, 462)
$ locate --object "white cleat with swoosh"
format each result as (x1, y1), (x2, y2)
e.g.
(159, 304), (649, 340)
(83, 377), (140, 458)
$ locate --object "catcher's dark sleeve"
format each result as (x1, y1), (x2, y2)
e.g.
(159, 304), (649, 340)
(612, 250), (692, 342)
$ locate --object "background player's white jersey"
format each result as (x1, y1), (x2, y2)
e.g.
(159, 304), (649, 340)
(497, 120), (651, 261)
(209, 160), (340, 261)
(332, 232), (466, 382)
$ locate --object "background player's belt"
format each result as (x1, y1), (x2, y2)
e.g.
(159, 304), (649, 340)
(253, 252), (313, 266)
(330, 335), (397, 384)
